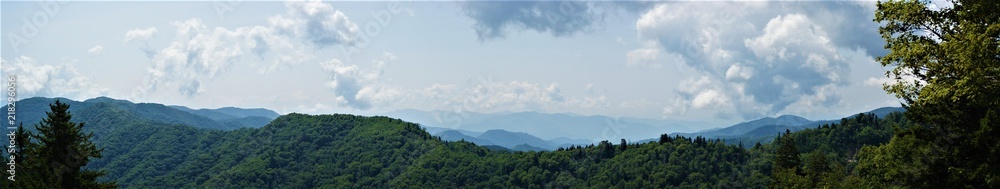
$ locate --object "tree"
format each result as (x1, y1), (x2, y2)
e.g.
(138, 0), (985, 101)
(619, 139), (627, 152)
(32, 100), (117, 189)
(803, 151), (829, 186)
(773, 131), (799, 172)
(1, 122), (49, 189)
(872, 0), (999, 187)
(659, 134), (672, 144)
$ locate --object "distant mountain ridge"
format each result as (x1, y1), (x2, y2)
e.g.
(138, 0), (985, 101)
(679, 115), (812, 138)
(383, 109), (709, 143)
(430, 127), (586, 151)
(167, 105), (280, 120)
(648, 107), (907, 144)
(167, 104), (280, 129)
(7, 96), (279, 131)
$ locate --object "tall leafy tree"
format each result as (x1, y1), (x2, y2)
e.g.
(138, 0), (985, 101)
(32, 100), (116, 189)
(868, 0), (999, 187)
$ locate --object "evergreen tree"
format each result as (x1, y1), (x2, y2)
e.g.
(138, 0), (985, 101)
(774, 131), (799, 172)
(619, 139), (627, 152)
(32, 100), (116, 189)
(2, 122), (48, 188)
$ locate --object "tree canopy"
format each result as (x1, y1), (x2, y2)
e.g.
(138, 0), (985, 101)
(869, 0), (999, 187)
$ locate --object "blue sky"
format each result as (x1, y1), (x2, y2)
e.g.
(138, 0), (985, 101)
(1, 1), (905, 126)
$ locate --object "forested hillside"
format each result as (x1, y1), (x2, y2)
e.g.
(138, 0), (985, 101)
(4, 99), (908, 188)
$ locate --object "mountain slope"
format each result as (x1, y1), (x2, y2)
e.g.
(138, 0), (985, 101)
(4, 97), (910, 188)
(168, 105), (239, 121)
(431, 128), (592, 151)
(168, 105), (280, 128)
(675, 107), (906, 141)
(7, 97), (274, 131)
(383, 109), (706, 142)
(213, 107), (280, 119)
(682, 115), (812, 138)
(435, 130), (496, 146)
(63, 111), (771, 188)
(476, 129), (557, 150)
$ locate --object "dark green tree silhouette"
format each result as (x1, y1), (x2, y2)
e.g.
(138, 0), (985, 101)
(32, 100), (116, 189)
(774, 130), (799, 171)
(619, 139), (627, 152)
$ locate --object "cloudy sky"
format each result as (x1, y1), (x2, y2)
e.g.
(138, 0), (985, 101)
(1, 1), (905, 126)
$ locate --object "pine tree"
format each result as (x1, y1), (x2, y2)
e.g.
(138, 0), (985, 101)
(2, 122), (49, 188)
(32, 100), (117, 189)
(619, 139), (627, 152)
(774, 131), (799, 172)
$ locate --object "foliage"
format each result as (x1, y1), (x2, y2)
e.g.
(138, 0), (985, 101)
(1, 100), (117, 189)
(872, 0), (999, 187)
(2, 98), (917, 188)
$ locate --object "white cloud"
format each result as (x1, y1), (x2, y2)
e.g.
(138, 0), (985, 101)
(318, 53), (399, 110)
(132, 0), (363, 98)
(87, 45), (104, 56)
(467, 81), (565, 110)
(404, 79), (612, 114)
(864, 77), (895, 87)
(634, 2), (880, 119)
(725, 64), (754, 81)
(626, 48), (664, 68)
(691, 89), (728, 109)
(1, 56), (109, 99)
(124, 27), (158, 42)
(275, 0), (360, 47)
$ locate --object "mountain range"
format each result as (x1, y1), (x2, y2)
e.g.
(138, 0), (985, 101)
(8, 97), (279, 131)
(6, 96), (904, 152)
(381, 109), (710, 143)
(643, 106), (908, 145)
(383, 107), (905, 150)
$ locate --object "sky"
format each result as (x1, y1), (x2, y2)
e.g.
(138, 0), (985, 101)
(1, 1), (906, 126)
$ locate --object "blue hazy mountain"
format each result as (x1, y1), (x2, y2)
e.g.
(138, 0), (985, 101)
(864, 107), (907, 118)
(511, 144), (548, 152)
(549, 137), (593, 147)
(7, 96), (277, 131)
(168, 105), (280, 128)
(423, 126), (484, 138)
(477, 129), (558, 150)
(675, 107), (906, 139)
(430, 127), (589, 151)
(640, 107), (907, 144)
(213, 107), (280, 119)
(679, 115), (812, 138)
(167, 105), (240, 120)
(383, 109), (706, 143)
(435, 130), (497, 146)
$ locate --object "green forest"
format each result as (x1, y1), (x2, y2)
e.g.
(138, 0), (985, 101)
(2, 0), (998, 188)
(3, 99), (912, 188)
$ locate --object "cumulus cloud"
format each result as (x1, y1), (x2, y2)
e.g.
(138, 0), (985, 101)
(87, 45), (104, 56)
(406, 78), (610, 113)
(132, 0), (362, 98)
(465, 81), (566, 110)
(460, 1), (600, 40)
(124, 27), (158, 42)
(271, 0), (360, 47)
(626, 48), (665, 68)
(319, 53), (399, 110)
(632, 1), (880, 118)
(1, 56), (109, 99)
